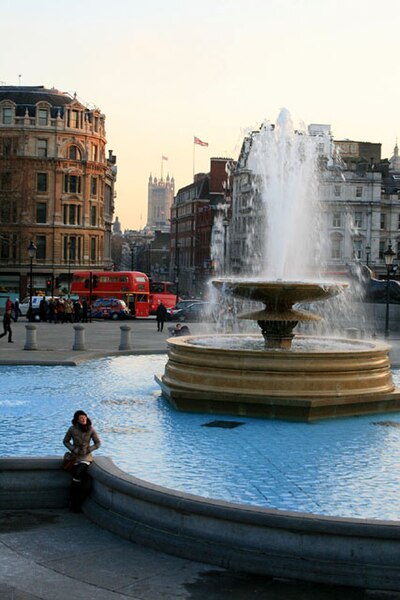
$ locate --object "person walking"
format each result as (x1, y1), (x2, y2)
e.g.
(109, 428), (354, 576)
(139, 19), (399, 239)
(39, 296), (48, 322)
(64, 296), (74, 323)
(156, 301), (167, 332)
(63, 410), (101, 513)
(81, 299), (89, 323)
(0, 309), (13, 342)
(13, 299), (22, 322)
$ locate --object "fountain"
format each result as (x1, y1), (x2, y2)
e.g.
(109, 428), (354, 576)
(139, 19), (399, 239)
(157, 110), (400, 420)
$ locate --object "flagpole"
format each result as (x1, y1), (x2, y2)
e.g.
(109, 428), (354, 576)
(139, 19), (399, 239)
(193, 138), (195, 181)
(161, 156), (163, 181)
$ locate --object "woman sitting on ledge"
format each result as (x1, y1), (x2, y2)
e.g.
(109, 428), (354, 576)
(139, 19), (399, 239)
(63, 410), (101, 512)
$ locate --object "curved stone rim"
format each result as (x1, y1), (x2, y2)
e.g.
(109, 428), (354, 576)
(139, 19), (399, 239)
(167, 334), (390, 356)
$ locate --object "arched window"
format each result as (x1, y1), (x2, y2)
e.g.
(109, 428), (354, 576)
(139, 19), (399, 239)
(68, 145), (81, 160)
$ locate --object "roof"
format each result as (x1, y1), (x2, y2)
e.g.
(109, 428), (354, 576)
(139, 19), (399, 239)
(0, 86), (75, 107)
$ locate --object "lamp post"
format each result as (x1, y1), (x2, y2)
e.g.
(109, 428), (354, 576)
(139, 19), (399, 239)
(27, 240), (37, 322)
(175, 244), (180, 304)
(67, 240), (72, 295)
(384, 242), (396, 338)
(223, 218), (229, 275)
(366, 244), (371, 267)
(130, 245), (135, 271)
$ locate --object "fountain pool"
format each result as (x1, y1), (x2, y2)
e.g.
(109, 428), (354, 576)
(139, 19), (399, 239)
(2, 354), (400, 521)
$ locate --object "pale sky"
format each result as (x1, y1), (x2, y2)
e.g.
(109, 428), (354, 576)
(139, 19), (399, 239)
(2, 0), (400, 229)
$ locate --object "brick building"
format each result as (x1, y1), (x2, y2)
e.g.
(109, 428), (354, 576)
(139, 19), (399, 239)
(0, 85), (116, 299)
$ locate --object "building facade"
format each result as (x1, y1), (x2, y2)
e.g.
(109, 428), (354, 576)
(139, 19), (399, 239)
(229, 122), (399, 279)
(170, 158), (231, 296)
(147, 174), (174, 230)
(0, 85), (116, 299)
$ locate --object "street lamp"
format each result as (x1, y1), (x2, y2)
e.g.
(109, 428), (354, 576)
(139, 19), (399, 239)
(175, 244), (180, 304)
(223, 218), (229, 274)
(27, 240), (37, 322)
(384, 242), (396, 338)
(67, 240), (72, 295)
(365, 244), (371, 267)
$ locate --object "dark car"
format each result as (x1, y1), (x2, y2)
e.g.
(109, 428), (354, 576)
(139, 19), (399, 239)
(170, 301), (213, 322)
(166, 299), (203, 321)
(91, 298), (130, 320)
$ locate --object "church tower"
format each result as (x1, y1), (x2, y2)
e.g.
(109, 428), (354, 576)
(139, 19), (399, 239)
(147, 173), (175, 230)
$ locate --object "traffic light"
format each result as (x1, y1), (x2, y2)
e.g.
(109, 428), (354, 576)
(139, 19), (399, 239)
(92, 275), (99, 288)
(46, 278), (52, 290)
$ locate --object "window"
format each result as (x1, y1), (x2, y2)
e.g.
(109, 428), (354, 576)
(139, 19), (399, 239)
(91, 176), (97, 196)
(90, 237), (96, 261)
(64, 174), (81, 194)
(71, 110), (79, 128)
(2, 108), (12, 124)
(353, 240), (362, 259)
(332, 212), (341, 227)
(94, 116), (99, 132)
(37, 139), (48, 157)
(354, 212), (362, 228)
(334, 185), (341, 197)
(379, 241), (386, 260)
(68, 145), (81, 160)
(91, 144), (98, 161)
(0, 172), (11, 190)
(36, 203), (47, 223)
(36, 236), (46, 260)
(91, 205), (97, 226)
(380, 213), (386, 230)
(37, 173), (48, 192)
(331, 238), (341, 259)
(2, 137), (16, 157)
(69, 204), (76, 225)
(356, 186), (363, 198)
(38, 109), (48, 126)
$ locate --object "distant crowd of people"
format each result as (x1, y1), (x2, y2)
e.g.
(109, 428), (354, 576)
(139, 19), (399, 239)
(38, 296), (90, 323)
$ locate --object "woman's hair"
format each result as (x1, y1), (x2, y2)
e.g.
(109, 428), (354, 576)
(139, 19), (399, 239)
(72, 410), (92, 429)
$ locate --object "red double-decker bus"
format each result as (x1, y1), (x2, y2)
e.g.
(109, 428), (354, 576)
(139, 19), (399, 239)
(71, 271), (150, 317)
(149, 281), (177, 314)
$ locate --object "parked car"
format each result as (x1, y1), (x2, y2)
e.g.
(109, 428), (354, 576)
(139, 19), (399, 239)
(91, 298), (130, 320)
(166, 299), (203, 321)
(169, 301), (214, 322)
(19, 296), (58, 320)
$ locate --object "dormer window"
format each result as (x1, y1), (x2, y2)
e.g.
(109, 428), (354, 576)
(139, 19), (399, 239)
(2, 107), (12, 125)
(38, 109), (48, 126)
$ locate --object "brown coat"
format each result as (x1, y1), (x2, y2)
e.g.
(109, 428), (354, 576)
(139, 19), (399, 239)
(63, 424), (101, 463)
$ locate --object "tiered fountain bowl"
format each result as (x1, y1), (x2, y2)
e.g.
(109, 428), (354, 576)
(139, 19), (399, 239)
(157, 280), (400, 421)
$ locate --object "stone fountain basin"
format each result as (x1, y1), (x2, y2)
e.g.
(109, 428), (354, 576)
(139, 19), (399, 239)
(212, 279), (347, 306)
(159, 334), (400, 421)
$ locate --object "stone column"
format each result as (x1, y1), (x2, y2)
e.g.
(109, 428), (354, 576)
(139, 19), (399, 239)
(119, 325), (132, 351)
(73, 324), (87, 351)
(24, 324), (38, 350)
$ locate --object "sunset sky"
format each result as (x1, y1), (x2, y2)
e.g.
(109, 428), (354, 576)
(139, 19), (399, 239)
(2, 0), (400, 229)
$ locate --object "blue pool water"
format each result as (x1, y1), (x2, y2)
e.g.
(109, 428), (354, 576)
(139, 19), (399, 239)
(1, 355), (400, 521)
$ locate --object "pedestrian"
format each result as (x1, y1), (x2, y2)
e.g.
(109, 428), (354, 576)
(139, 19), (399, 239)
(64, 296), (74, 323)
(81, 299), (89, 323)
(63, 410), (101, 513)
(74, 299), (82, 322)
(13, 299), (22, 322)
(156, 301), (167, 332)
(0, 309), (13, 342)
(39, 296), (48, 322)
(48, 298), (55, 323)
(5, 296), (13, 313)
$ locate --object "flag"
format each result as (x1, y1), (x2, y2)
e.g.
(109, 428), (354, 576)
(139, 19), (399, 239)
(194, 136), (208, 147)
(162, 155), (168, 160)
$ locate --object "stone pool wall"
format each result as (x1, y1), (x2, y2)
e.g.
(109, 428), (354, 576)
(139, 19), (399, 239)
(2, 456), (400, 591)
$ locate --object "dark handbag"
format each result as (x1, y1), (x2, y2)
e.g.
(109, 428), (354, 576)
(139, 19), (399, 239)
(63, 452), (76, 472)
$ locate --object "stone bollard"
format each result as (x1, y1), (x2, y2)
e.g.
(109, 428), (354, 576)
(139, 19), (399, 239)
(73, 324), (87, 351)
(119, 325), (132, 351)
(345, 327), (358, 339)
(24, 324), (38, 350)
